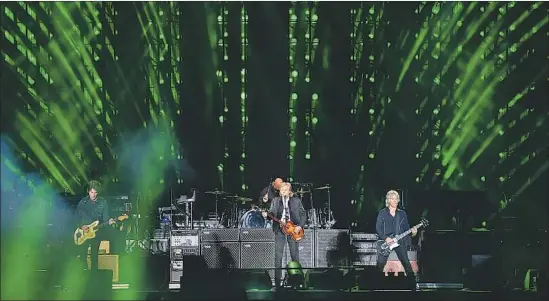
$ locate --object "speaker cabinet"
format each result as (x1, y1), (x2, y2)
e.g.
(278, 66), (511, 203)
(241, 242), (275, 269)
(315, 229), (349, 267)
(200, 229), (239, 242)
(240, 228), (274, 242)
(87, 255), (119, 282)
(241, 242), (275, 280)
(201, 242), (240, 268)
(283, 230), (314, 268)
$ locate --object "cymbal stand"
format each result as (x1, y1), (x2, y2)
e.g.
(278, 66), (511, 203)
(325, 187), (335, 229)
(126, 192), (144, 253)
(214, 192), (220, 224)
(187, 190), (196, 228)
(310, 184), (321, 228)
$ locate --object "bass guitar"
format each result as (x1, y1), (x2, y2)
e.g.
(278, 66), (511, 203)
(375, 218), (429, 257)
(266, 212), (304, 241)
(74, 214), (129, 246)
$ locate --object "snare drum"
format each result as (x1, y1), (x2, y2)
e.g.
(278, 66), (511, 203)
(239, 210), (267, 228)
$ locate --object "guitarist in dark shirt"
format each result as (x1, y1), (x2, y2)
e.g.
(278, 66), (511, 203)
(375, 190), (417, 276)
(77, 180), (114, 270)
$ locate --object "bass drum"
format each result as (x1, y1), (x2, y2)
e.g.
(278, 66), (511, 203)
(239, 210), (267, 228)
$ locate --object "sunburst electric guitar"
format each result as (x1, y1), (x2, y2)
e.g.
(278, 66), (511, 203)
(267, 213), (304, 241)
(74, 214), (128, 246)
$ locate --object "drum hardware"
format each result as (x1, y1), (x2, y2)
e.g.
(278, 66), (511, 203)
(124, 192), (148, 254)
(176, 190), (196, 228)
(294, 183), (321, 228)
(224, 195), (254, 228)
(226, 195), (253, 204)
(316, 185), (335, 228)
(295, 188), (310, 196)
(240, 209), (268, 228)
(205, 190), (226, 224)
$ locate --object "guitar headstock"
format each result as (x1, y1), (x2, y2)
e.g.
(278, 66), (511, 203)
(419, 218), (429, 228)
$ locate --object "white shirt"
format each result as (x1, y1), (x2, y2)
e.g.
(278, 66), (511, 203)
(281, 197), (290, 221)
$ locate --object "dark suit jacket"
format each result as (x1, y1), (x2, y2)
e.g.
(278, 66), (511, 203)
(268, 196), (306, 232)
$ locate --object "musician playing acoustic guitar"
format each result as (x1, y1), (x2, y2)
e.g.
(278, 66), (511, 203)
(375, 190), (417, 276)
(262, 182), (306, 289)
(77, 180), (115, 271)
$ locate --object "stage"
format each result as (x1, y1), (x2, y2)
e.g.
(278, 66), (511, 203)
(88, 285), (545, 301)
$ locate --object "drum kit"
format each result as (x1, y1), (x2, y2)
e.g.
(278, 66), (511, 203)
(154, 182), (337, 235)
(292, 183), (336, 229)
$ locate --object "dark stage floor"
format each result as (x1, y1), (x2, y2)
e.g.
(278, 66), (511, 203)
(111, 287), (544, 301)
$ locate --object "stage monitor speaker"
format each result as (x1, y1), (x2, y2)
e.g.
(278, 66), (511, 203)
(305, 269), (345, 290)
(201, 242), (240, 268)
(315, 229), (349, 267)
(356, 267), (415, 290)
(200, 228), (239, 242)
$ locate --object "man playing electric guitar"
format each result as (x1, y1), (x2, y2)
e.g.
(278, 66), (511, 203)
(376, 190), (417, 277)
(77, 180), (115, 271)
(262, 182), (306, 289)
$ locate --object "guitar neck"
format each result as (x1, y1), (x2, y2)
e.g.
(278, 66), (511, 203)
(394, 223), (422, 241)
(268, 214), (281, 224)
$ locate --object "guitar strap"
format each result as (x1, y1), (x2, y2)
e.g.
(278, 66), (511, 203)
(395, 209), (401, 237)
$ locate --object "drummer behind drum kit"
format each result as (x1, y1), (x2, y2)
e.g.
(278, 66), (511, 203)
(151, 183), (336, 254)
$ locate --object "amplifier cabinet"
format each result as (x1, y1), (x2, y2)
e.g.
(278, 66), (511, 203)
(351, 241), (376, 250)
(283, 231), (314, 268)
(170, 246), (200, 260)
(351, 249), (377, 266)
(170, 248), (200, 283)
(350, 233), (378, 241)
(315, 229), (349, 267)
(201, 242), (240, 268)
(241, 241), (275, 281)
(170, 260), (183, 283)
(240, 228), (275, 242)
(87, 255), (119, 282)
(171, 229), (199, 247)
(200, 229), (239, 242)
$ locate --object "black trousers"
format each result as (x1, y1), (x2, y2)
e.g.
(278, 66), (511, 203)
(78, 229), (112, 270)
(377, 244), (415, 275)
(274, 230), (299, 286)
(79, 236), (102, 270)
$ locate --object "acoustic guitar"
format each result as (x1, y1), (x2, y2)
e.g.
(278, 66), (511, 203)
(266, 212), (304, 241)
(73, 214), (128, 246)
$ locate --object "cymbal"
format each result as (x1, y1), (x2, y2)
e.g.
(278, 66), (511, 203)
(316, 185), (331, 190)
(236, 197), (252, 202)
(205, 190), (226, 195)
(295, 189), (310, 194)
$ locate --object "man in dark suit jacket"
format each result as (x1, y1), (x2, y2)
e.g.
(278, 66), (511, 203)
(263, 182), (306, 288)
